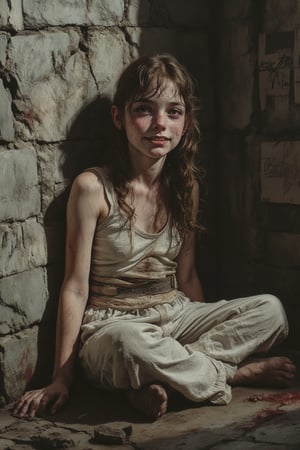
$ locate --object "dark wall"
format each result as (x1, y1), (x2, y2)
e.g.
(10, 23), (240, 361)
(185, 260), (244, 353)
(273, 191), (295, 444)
(215, 0), (300, 347)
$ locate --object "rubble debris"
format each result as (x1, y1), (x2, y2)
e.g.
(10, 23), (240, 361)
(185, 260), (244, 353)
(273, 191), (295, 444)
(93, 423), (133, 445)
(30, 430), (75, 449)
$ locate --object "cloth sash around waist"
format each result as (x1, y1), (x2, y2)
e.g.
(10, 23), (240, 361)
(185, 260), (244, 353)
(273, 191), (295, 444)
(88, 274), (179, 310)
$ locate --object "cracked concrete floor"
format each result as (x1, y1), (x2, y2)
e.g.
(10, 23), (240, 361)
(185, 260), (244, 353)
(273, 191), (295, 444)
(1, 352), (300, 450)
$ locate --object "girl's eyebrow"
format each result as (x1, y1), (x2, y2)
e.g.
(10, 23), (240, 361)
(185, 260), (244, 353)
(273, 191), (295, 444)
(169, 102), (185, 108)
(133, 98), (185, 107)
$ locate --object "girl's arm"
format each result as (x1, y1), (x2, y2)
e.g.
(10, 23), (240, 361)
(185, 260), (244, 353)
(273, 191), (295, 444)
(13, 171), (106, 418)
(52, 171), (103, 386)
(175, 180), (205, 302)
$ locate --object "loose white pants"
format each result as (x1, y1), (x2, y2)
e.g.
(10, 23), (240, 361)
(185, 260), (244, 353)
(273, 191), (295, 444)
(79, 293), (288, 405)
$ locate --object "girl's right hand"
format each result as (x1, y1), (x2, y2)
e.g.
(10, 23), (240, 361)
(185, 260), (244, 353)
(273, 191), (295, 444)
(12, 381), (70, 419)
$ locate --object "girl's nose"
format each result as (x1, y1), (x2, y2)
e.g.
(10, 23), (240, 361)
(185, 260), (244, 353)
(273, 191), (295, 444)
(152, 113), (166, 130)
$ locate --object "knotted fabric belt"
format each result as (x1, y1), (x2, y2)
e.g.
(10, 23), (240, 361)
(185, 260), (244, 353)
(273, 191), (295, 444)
(90, 274), (177, 298)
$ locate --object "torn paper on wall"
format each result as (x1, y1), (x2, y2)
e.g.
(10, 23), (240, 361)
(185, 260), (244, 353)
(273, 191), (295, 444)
(259, 32), (293, 110)
(261, 141), (300, 205)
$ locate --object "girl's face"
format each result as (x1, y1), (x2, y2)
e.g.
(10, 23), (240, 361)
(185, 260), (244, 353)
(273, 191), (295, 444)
(113, 80), (187, 163)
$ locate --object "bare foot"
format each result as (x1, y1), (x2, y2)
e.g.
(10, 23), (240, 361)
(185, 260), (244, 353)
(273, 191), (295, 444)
(232, 356), (296, 388)
(127, 384), (168, 419)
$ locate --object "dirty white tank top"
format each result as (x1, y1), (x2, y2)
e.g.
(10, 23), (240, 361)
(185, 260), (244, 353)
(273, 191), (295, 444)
(87, 167), (182, 310)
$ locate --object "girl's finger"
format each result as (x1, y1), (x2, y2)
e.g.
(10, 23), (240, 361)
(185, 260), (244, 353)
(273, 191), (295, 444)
(51, 392), (68, 415)
(13, 396), (30, 417)
(27, 394), (44, 419)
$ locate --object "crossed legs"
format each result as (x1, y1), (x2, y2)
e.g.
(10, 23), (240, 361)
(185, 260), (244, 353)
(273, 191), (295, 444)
(79, 294), (296, 419)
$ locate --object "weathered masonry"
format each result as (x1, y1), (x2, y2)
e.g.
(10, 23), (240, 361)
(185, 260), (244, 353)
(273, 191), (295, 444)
(0, 0), (300, 405)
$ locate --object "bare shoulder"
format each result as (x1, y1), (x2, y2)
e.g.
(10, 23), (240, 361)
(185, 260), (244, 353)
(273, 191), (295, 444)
(72, 170), (104, 195)
(68, 170), (109, 220)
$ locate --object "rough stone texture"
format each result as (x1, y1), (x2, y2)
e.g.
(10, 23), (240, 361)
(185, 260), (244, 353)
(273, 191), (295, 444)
(36, 144), (57, 215)
(127, 0), (152, 25)
(0, 0), (23, 30)
(0, 79), (14, 141)
(30, 429), (77, 449)
(0, 268), (47, 335)
(0, 327), (39, 401)
(0, 323), (55, 402)
(93, 424), (132, 445)
(36, 143), (76, 218)
(0, 148), (40, 221)
(0, 33), (8, 66)
(87, 28), (131, 97)
(0, 438), (16, 449)
(9, 30), (98, 141)
(8, 30), (80, 93)
(23, 0), (124, 27)
(0, 219), (47, 277)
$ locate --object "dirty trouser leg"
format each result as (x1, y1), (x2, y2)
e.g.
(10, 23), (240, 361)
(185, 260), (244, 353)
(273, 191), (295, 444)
(169, 293), (289, 382)
(79, 302), (231, 405)
(79, 293), (288, 405)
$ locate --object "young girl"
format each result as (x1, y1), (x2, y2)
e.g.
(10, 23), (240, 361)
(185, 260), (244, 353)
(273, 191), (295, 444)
(14, 54), (295, 420)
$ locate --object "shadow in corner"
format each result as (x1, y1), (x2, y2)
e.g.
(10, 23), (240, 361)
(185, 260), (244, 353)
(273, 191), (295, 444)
(28, 95), (114, 390)
(42, 378), (209, 426)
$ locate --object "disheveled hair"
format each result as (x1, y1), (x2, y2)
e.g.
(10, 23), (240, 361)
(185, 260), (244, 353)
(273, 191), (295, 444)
(109, 53), (201, 238)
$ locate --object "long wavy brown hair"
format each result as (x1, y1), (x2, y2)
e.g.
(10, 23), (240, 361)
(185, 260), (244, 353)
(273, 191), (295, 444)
(109, 53), (201, 238)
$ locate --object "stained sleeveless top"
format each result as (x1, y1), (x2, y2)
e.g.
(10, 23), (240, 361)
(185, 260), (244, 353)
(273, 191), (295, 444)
(87, 167), (183, 310)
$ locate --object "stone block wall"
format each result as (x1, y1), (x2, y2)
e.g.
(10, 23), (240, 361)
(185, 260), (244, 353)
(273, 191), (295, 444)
(217, 0), (300, 346)
(0, 0), (213, 404)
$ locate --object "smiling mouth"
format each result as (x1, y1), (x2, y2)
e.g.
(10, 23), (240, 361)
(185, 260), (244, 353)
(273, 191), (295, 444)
(145, 136), (170, 142)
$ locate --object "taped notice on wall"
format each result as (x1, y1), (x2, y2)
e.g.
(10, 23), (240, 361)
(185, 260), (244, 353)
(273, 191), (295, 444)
(261, 141), (300, 205)
(258, 30), (300, 109)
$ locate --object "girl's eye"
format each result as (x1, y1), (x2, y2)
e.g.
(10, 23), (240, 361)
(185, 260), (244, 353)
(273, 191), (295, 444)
(133, 105), (152, 114)
(168, 109), (183, 118)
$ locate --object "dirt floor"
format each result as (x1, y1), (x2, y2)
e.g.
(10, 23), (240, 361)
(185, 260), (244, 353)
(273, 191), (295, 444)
(1, 349), (300, 449)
